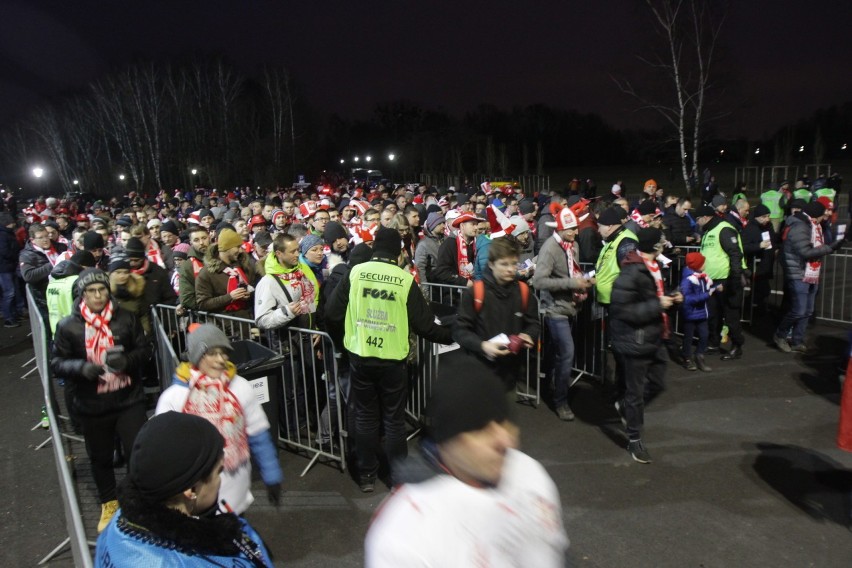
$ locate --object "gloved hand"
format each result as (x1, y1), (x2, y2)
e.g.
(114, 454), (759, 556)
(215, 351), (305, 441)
(267, 483), (282, 507)
(105, 351), (128, 372)
(81, 362), (105, 381)
(830, 238), (846, 250)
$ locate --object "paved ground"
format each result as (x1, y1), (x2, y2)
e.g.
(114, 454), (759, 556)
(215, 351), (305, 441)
(2, 314), (852, 567)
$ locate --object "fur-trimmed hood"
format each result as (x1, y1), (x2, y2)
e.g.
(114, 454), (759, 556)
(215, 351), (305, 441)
(110, 271), (146, 299)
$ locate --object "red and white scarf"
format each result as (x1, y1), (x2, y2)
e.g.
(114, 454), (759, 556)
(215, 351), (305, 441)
(224, 266), (251, 312)
(630, 209), (649, 229)
(190, 256), (204, 277)
(131, 259), (149, 276)
(643, 258), (670, 339)
(276, 268), (315, 306)
(146, 240), (166, 269)
(456, 236), (475, 280)
(182, 367), (250, 473)
(553, 232), (587, 303)
(80, 301), (131, 394)
(803, 216), (824, 284)
(33, 243), (60, 266)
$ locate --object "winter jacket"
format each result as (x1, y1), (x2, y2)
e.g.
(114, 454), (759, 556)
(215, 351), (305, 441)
(609, 251), (665, 357)
(136, 260), (178, 312)
(741, 220), (779, 277)
(51, 300), (149, 416)
(96, 481), (273, 567)
(700, 216), (745, 282)
(576, 224), (603, 264)
(178, 247), (205, 309)
(780, 212), (842, 282)
(531, 235), (589, 319)
(662, 211), (695, 247)
(679, 266), (713, 322)
(196, 245), (257, 319)
(20, 240), (68, 310)
(413, 233), (443, 294)
(432, 235), (475, 286)
(111, 272), (151, 335)
(0, 225), (20, 273)
(453, 268), (540, 389)
(535, 212), (556, 254)
(254, 253), (316, 332)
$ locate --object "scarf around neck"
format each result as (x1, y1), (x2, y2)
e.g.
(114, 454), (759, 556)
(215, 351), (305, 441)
(456, 235), (474, 280)
(80, 300), (131, 394)
(183, 367), (250, 473)
(803, 215), (824, 284)
(643, 257), (670, 339)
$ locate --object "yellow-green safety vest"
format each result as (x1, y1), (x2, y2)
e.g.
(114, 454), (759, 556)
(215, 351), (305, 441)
(344, 260), (413, 360)
(760, 189), (784, 219)
(700, 220), (746, 280)
(47, 275), (79, 335)
(594, 228), (637, 305)
(813, 187), (836, 203)
(793, 188), (812, 202)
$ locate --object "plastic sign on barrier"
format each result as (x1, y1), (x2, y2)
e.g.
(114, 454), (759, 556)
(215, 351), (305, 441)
(248, 376), (270, 404)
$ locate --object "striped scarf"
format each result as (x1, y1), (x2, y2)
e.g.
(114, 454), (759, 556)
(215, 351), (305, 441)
(80, 300), (131, 394)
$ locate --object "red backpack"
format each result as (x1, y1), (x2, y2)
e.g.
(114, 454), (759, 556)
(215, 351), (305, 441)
(472, 280), (529, 313)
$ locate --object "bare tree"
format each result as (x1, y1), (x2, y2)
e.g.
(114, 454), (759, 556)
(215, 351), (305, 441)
(613, 0), (726, 193)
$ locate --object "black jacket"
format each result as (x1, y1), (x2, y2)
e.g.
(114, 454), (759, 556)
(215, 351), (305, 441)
(52, 300), (149, 415)
(432, 235), (475, 286)
(609, 252), (665, 357)
(0, 226), (20, 273)
(20, 240), (68, 309)
(741, 220), (779, 276)
(326, 255), (453, 361)
(453, 269), (540, 388)
(137, 260), (178, 307)
(662, 211), (695, 247)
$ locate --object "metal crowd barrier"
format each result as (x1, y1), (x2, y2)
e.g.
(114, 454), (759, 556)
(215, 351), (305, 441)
(25, 286), (94, 567)
(151, 305), (347, 476)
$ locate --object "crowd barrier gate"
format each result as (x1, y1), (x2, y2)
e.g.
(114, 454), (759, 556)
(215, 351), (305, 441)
(25, 286), (94, 567)
(151, 305), (347, 476)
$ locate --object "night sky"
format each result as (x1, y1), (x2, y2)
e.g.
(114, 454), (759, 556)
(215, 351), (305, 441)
(2, 0), (851, 139)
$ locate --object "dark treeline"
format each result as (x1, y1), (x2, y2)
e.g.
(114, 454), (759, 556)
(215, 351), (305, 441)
(1, 56), (849, 196)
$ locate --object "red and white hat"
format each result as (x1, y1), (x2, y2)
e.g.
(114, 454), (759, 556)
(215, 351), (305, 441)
(298, 200), (318, 220)
(485, 204), (516, 238)
(480, 181), (492, 195)
(350, 222), (378, 245)
(546, 206), (586, 231)
(187, 211), (201, 225)
(318, 198), (332, 210)
(349, 200), (370, 218)
(249, 214), (267, 229)
(451, 212), (486, 228)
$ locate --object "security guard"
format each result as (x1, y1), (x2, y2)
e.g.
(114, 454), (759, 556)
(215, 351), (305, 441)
(760, 184), (786, 233)
(326, 227), (452, 493)
(695, 205), (747, 360)
(595, 206), (638, 306)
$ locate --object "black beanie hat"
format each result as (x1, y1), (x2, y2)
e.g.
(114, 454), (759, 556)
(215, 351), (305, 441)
(694, 205), (716, 218)
(129, 412), (224, 502)
(637, 227), (663, 253)
(124, 237), (146, 259)
(372, 226), (402, 259)
(803, 202), (826, 218)
(323, 221), (349, 246)
(426, 365), (509, 444)
(637, 200), (658, 215)
(161, 220), (179, 235)
(198, 208), (213, 219)
(597, 207), (624, 226)
(82, 231), (104, 251)
(70, 250), (96, 268)
(108, 257), (131, 272)
(349, 243), (373, 267)
(75, 268), (111, 296)
(752, 204), (771, 218)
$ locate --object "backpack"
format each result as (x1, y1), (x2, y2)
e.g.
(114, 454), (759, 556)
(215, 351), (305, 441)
(472, 279), (529, 314)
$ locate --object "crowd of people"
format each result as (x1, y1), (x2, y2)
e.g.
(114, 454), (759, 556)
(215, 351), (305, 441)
(0, 172), (847, 565)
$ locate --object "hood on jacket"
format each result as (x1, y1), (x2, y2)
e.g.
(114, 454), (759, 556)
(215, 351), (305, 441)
(620, 249), (647, 266)
(110, 271), (146, 299)
(50, 259), (85, 279)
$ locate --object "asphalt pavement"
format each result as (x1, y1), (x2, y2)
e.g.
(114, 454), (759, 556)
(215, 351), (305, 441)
(2, 313), (852, 567)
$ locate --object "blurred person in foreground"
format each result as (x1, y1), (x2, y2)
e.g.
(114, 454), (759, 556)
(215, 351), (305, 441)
(95, 412), (274, 567)
(155, 324), (282, 514)
(365, 368), (568, 567)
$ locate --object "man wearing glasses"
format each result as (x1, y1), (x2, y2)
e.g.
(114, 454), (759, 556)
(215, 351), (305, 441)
(20, 223), (67, 319)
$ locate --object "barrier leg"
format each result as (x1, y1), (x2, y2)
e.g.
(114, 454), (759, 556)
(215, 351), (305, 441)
(38, 537), (97, 566)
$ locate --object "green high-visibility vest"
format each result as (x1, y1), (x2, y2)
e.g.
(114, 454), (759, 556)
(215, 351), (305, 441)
(47, 275), (79, 335)
(700, 221), (746, 280)
(344, 260), (413, 360)
(814, 187), (836, 203)
(793, 188), (812, 202)
(760, 190), (784, 219)
(595, 228), (637, 305)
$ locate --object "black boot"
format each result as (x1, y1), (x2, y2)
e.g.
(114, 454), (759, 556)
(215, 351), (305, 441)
(721, 345), (743, 360)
